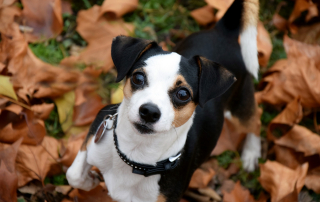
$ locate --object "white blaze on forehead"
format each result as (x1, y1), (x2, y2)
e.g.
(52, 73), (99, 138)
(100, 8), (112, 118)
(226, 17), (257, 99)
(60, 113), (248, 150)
(127, 52), (182, 132)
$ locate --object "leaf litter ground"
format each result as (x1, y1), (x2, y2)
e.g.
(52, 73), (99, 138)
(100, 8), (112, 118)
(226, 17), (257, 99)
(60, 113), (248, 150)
(0, 0), (320, 202)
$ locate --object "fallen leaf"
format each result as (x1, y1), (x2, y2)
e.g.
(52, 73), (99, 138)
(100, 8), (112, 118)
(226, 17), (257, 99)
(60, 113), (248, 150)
(15, 136), (61, 187)
(0, 5), (21, 36)
(111, 84), (124, 104)
(20, 0), (63, 42)
(0, 75), (18, 100)
(257, 21), (272, 67)
(0, 24), (79, 102)
(59, 130), (87, 167)
(275, 125), (320, 156)
(288, 0), (317, 26)
(189, 167), (215, 189)
(258, 36), (320, 108)
(0, 138), (22, 202)
(267, 97), (303, 140)
(305, 166), (320, 194)
(100, 0), (138, 20)
(67, 183), (115, 202)
(0, 0), (16, 8)
(292, 23), (320, 45)
(222, 181), (255, 202)
(60, 5), (134, 72)
(272, 13), (288, 32)
(205, 0), (233, 21)
(274, 145), (301, 169)
(0, 108), (46, 145)
(190, 5), (215, 26)
(259, 161), (308, 202)
(31, 103), (54, 120)
(54, 91), (75, 132)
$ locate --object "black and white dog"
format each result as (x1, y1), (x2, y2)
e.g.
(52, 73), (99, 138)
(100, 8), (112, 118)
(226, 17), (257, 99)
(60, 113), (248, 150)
(66, 0), (260, 201)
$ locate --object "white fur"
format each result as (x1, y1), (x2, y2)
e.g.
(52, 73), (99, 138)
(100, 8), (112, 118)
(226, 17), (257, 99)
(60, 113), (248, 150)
(67, 53), (195, 202)
(240, 26), (259, 79)
(241, 132), (261, 172)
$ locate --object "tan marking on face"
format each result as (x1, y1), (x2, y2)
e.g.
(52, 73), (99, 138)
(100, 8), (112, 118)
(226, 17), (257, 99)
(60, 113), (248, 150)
(242, 0), (259, 29)
(80, 135), (93, 151)
(123, 78), (132, 99)
(156, 194), (167, 202)
(171, 75), (197, 127)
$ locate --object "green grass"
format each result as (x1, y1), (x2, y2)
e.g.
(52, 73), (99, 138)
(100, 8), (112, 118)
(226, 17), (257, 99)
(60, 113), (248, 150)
(44, 174), (68, 186)
(29, 40), (66, 65)
(216, 150), (237, 169)
(124, 0), (200, 44)
(44, 105), (64, 139)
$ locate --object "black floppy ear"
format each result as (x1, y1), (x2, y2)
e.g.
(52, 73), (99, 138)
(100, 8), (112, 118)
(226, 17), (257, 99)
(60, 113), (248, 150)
(191, 56), (236, 107)
(111, 36), (159, 82)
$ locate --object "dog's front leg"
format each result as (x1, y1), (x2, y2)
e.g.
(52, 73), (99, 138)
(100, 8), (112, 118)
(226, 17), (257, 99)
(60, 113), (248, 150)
(66, 150), (100, 191)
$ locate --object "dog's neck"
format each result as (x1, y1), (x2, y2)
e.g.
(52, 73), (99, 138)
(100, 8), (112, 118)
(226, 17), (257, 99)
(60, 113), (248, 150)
(115, 101), (194, 165)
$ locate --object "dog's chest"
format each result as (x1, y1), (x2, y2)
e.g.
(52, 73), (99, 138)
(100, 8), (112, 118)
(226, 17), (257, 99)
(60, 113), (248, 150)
(87, 124), (161, 202)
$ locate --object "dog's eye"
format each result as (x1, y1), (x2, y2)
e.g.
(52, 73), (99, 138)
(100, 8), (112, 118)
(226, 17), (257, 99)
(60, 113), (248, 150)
(132, 72), (145, 85)
(176, 88), (191, 101)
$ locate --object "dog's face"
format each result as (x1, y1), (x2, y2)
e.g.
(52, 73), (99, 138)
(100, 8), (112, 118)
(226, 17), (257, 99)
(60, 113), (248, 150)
(111, 36), (236, 135)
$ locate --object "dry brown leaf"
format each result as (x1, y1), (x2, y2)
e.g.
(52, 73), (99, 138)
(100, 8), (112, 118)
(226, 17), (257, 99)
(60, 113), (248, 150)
(258, 36), (320, 108)
(205, 0), (233, 21)
(257, 21), (272, 67)
(275, 125), (320, 156)
(305, 166), (320, 194)
(0, 0), (16, 8)
(100, 0), (138, 20)
(0, 5), (21, 36)
(31, 103), (54, 120)
(222, 181), (256, 202)
(289, 0), (317, 25)
(59, 130), (87, 167)
(189, 167), (215, 189)
(0, 138), (22, 202)
(0, 24), (79, 102)
(267, 97), (302, 141)
(61, 0), (72, 15)
(190, 5), (215, 26)
(274, 145), (301, 169)
(292, 23), (320, 45)
(259, 161), (308, 202)
(67, 183), (115, 202)
(211, 118), (245, 155)
(60, 5), (134, 72)
(284, 35), (320, 67)
(272, 13), (288, 32)
(15, 136), (61, 187)
(0, 108), (46, 145)
(20, 0), (63, 42)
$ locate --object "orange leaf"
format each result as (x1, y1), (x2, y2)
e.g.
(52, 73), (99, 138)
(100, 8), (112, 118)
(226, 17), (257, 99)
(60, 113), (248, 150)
(67, 183), (115, 202)
(257, 21), (272, 67)
(222, 181), (256, 202)
(275, 125), (320, 156)
(189, 167), (215, 189)
(60, 5), (134, 72)
(272, 13), (288, 32)
(100, 0), (138, 20)
(190, 5), (215, 26)
(305, 166), (320, 194)
(15, 136), (61, 187)
(259, 161), (308, 202)
(20, 0), (63, 42)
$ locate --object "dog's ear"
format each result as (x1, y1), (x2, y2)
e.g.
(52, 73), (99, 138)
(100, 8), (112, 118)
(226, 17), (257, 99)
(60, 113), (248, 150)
(191, 56), (236, 107)
(111, 36), (159, 82)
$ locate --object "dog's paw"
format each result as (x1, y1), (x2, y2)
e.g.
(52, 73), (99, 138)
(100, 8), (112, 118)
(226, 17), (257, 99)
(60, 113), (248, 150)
(241, 133), (261, 172)
(66, 169), (100, 191)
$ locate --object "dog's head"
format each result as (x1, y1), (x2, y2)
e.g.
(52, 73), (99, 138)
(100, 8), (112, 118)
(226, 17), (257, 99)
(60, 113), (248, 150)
(111, 36), (235, 135)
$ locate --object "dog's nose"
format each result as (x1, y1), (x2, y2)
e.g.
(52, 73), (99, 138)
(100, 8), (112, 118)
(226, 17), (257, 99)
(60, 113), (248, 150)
(139, 103), (161, 123)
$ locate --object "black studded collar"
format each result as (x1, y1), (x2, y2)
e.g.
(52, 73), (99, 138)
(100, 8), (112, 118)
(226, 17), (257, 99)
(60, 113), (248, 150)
(95, 113), (182, 177)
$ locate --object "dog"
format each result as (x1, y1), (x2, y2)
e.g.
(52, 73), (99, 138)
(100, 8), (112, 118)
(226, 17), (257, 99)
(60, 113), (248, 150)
(66, 0), (260, 201)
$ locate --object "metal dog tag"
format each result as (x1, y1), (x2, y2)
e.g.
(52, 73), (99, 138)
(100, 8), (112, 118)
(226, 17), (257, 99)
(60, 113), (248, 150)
(94, 120), (108, 143)
(94, 113), (118, 143)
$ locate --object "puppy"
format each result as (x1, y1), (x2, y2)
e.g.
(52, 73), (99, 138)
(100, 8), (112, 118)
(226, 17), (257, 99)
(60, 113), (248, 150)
(66, 0), (260, 201)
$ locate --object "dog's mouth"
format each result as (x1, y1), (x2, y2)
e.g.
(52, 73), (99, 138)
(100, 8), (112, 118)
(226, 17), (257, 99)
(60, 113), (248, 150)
(133, 123), (154, 134)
